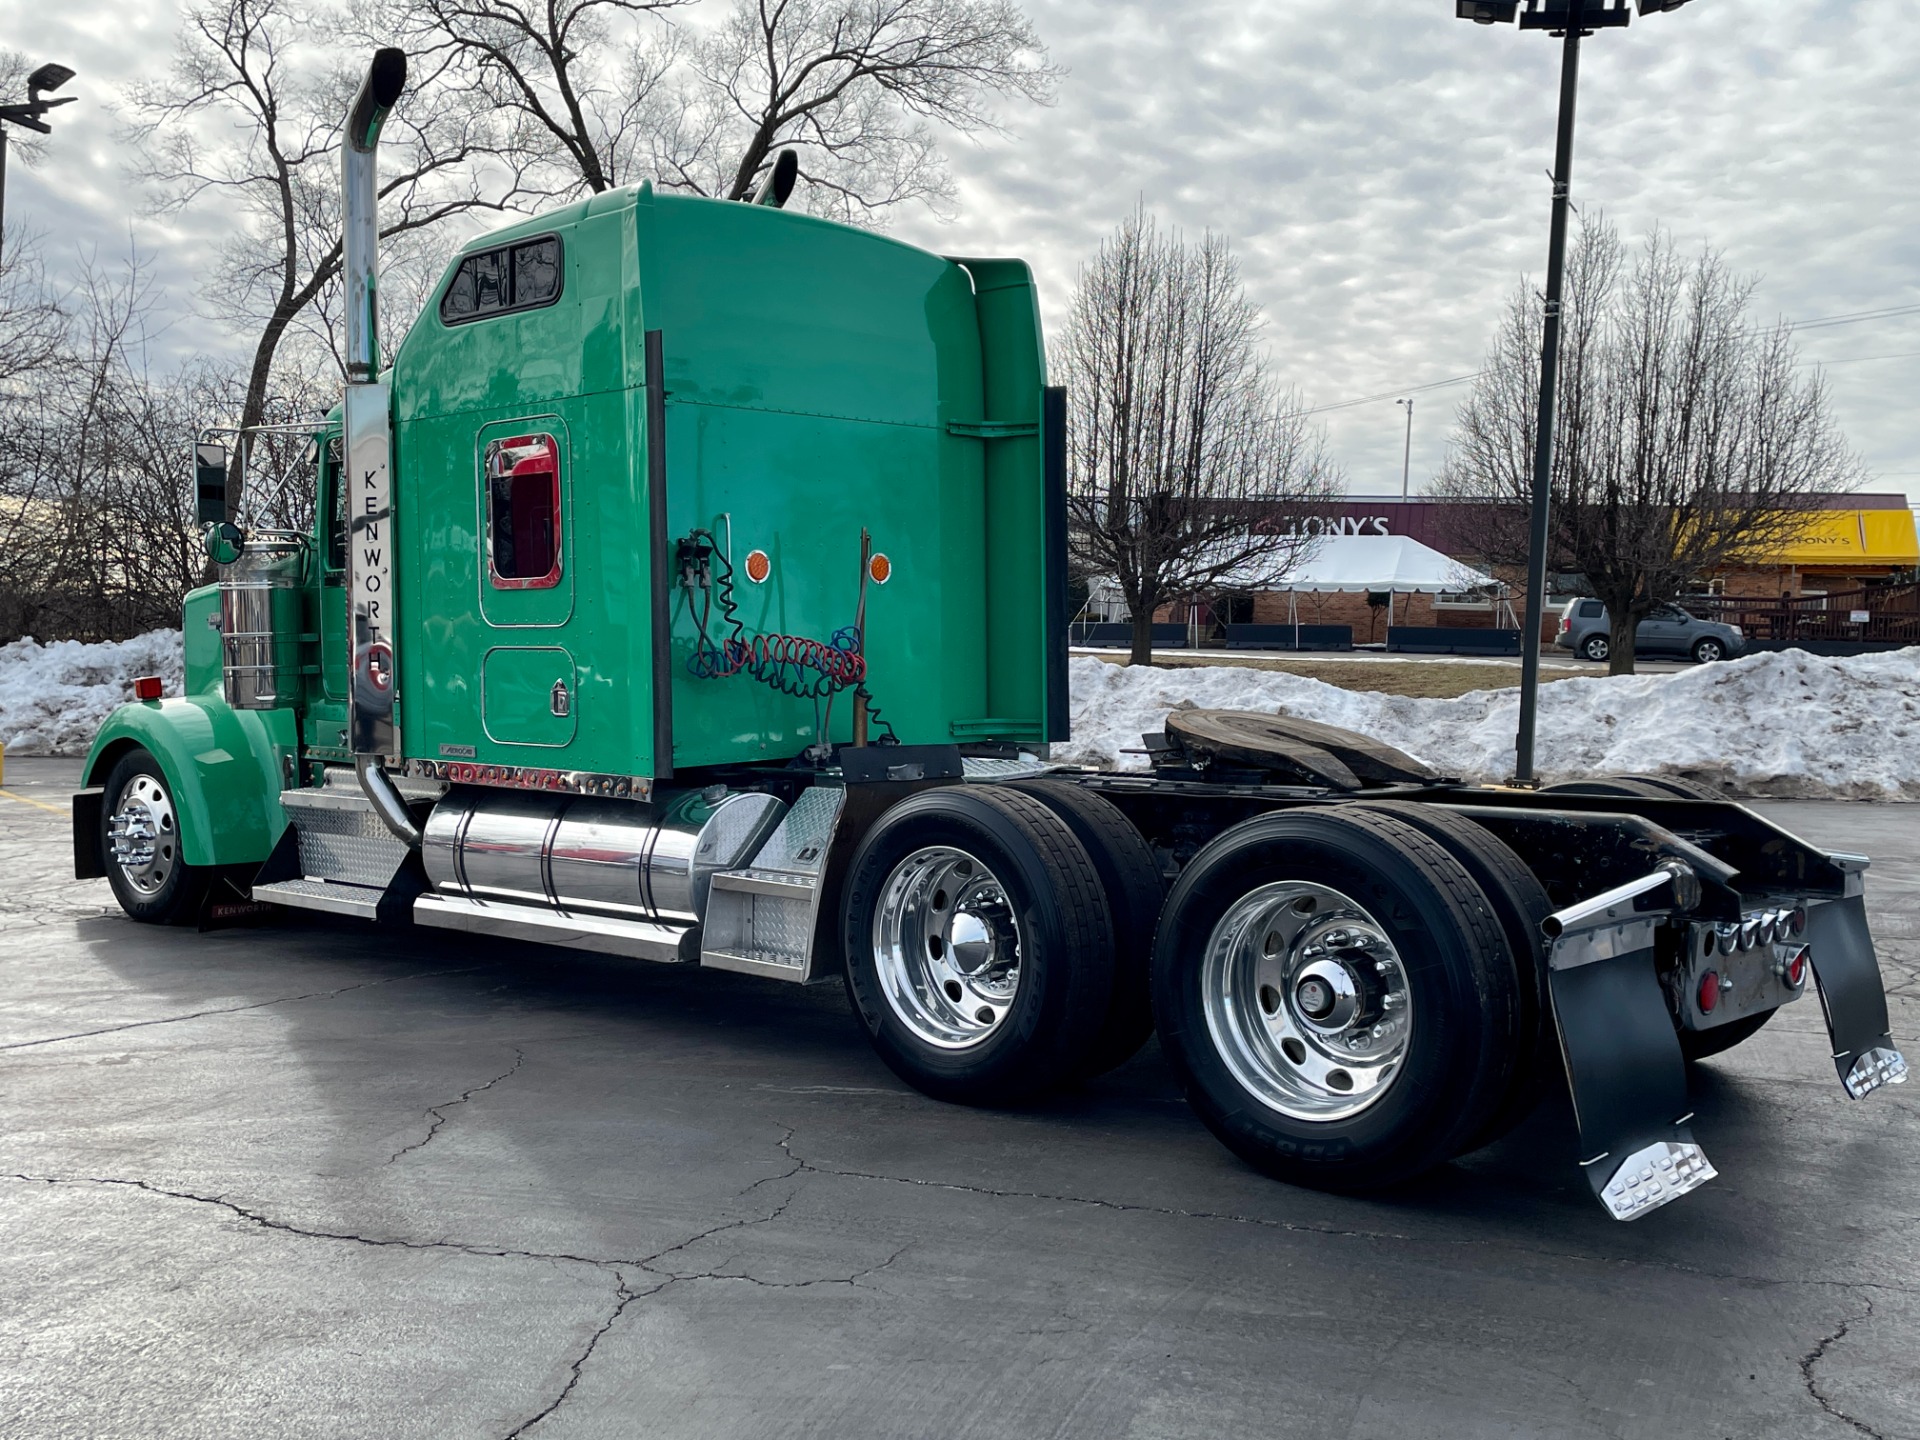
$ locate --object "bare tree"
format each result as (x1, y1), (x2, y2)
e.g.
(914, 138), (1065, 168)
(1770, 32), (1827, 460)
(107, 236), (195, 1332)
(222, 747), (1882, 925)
(391, 0), (1059, 221)
(130, 0), (529, 518)
(1055, 206), (1340, 665)
(1437, 217), (1862, 673)
(380, 0), (689, 196)
(0, 220), (65, 388)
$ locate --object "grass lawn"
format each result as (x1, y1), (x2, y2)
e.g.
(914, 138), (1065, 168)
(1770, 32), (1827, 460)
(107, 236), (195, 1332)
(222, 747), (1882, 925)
(1107, 654), (1594, 700)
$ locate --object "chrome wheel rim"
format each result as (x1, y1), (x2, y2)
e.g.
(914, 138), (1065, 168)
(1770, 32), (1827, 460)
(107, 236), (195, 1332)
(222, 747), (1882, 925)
(1200, 881), (1413, 1122)
(108, 772), (178, 896)
(872, 845), (1022, 1050)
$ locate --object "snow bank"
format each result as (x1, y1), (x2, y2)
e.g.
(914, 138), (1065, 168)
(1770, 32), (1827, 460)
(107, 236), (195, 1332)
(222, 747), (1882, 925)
(0, 631), (185, 757)
(4, 628), (1916, 801)
(1060, 650), (1920, 801)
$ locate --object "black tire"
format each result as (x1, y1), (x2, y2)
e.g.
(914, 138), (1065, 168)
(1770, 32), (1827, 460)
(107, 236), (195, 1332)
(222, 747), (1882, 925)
(1580, 635), (1609, 662)
(1353, 800), (1553, 1152)
(1008, 778), (1167, 1078)
(99, 747), (211, 925)
(1620, 773), (1724, 801)
(1539, 776), (1673, 800)
(1150, 808), (1522, 1192)
(1679, 1008), (1776, 1062)
(1692, 638), (1726, 663)
(840, 786), (1115, 1105)
(1542, 775), (1722, 802)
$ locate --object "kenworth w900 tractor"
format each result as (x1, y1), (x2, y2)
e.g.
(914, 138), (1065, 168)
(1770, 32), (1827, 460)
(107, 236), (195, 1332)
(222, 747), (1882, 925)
(74, 51), (1905, 1220)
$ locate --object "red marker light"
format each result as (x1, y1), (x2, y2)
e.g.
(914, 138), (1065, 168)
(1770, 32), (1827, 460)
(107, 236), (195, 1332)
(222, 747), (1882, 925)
(1698, 971), (1720, 1013)
(1785, 947), (1809, 987)
(133, 676), (164, 701)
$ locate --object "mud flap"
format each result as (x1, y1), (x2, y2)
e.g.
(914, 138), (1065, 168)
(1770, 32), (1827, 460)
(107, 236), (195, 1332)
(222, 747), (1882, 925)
(1804, 893), (1909, 1098)
(1550, 942), (1714, 1220)
(1545, 867), (1717, 1221)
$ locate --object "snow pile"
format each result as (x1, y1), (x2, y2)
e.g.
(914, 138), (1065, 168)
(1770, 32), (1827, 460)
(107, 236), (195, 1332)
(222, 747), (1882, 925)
(1061, 649), (1920, 801)
(0, 631), (186, 756)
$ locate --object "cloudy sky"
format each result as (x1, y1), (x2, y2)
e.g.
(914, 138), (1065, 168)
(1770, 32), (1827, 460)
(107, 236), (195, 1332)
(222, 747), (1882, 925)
(6, 0), (1917, 503)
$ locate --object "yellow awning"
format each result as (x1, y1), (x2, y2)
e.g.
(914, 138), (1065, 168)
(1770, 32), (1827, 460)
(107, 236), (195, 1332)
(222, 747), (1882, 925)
(1764, 509), (1920, 568)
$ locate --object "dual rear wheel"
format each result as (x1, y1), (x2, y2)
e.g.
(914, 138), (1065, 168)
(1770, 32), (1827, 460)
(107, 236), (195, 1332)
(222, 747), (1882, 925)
(839, 782), (1162, 1104)
(842, 784), (1551, 1192)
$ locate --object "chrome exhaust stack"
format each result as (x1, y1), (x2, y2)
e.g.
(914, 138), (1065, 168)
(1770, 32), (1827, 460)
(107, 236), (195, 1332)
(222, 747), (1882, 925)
(343, 48), (406, 381)
(340, 48), (415, 843)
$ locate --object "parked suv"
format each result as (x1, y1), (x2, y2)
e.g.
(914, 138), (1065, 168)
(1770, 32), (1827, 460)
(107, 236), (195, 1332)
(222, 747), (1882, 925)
(1556, 598), (1744, 664)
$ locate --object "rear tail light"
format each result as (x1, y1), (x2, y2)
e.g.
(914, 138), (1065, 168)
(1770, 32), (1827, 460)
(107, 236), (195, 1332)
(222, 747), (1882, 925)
(1778, 946), (1809, 988)
(1789, 906), (1808, 936)
(133, 676), (164, 701)
(1560, 616), (1572, 633)
(1698, 971), (1720, 1013)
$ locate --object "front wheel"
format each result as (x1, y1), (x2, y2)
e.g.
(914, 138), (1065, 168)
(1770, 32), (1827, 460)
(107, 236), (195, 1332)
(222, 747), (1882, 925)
(1692, 637), (1727, 663)
(1580, 635), (1609, 662)
(100, 748), (210, 924)
(840, 787), (1115, 1105)
(1151, 809), (1521, 1192)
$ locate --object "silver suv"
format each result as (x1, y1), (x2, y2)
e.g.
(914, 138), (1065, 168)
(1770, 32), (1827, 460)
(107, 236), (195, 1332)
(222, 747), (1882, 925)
(1555, 598), (1744, 664)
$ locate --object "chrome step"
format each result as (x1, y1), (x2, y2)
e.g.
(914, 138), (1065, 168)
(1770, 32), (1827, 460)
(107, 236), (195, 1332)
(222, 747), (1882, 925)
(253, 877), (386, 920)
(279, 785), (411, 889)
(413, 893), (695, 963)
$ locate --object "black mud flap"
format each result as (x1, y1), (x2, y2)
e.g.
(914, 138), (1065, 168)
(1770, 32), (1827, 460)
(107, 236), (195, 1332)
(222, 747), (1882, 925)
(72, 787), (105, 880)
(1804, 892), (1909, 1098)
(1545, 870), (1717, 1221)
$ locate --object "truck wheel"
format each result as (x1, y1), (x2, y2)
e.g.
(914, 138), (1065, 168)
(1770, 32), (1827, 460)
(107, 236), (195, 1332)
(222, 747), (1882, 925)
(1353, 800), (1552, 1152)
(1008, 778), (1167, 1078)
(100, 748), (211, 925)
(1580, 635), (1609, 662)
(1680, 1009), (1775, 1062)
(1151, 809), (1521, 1191)
(840, 787), (1115, 1105)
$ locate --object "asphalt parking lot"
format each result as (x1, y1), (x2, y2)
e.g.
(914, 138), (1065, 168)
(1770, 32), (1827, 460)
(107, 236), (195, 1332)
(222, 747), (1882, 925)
(3, 754), (1916, 1440)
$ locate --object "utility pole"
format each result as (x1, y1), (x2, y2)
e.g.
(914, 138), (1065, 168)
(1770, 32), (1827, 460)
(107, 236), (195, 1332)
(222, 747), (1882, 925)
(1397, 397), (1414, 499)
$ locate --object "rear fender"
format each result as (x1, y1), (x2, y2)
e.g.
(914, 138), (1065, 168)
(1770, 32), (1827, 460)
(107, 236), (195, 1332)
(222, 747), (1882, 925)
(81, 698), (298, 868)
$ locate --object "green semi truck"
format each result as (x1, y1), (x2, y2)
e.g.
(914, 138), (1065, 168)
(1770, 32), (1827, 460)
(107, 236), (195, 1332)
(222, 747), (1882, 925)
(74, 51), (1905, 1220)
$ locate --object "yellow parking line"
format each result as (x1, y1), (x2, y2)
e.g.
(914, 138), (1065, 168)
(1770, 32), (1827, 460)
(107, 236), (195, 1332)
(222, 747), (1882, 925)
(0, 788), (67, 816)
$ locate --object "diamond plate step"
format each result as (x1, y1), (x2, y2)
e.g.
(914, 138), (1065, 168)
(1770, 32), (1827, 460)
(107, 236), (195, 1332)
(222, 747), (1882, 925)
(253, 877), (385, 920)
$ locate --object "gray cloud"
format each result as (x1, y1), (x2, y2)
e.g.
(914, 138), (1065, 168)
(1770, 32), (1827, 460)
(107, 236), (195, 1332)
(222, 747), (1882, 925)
(5, 0), (1915, 501)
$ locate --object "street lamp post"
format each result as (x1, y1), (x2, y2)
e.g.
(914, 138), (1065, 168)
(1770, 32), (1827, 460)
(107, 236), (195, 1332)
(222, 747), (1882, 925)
(1455, 0), (1690, 784)
(0, 62), (78, 270)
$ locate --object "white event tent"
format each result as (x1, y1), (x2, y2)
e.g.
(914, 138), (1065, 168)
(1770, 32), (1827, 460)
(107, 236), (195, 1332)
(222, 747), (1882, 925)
(1084, 534), (1507, 626)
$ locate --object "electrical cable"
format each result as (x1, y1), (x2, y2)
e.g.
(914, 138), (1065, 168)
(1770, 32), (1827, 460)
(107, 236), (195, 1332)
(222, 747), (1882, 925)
(683, 529), (866, 699)
(681, 529), (896, 743)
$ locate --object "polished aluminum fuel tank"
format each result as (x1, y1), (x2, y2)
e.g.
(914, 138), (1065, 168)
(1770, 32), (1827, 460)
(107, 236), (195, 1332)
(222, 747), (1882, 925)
(422, 787), (786, 923)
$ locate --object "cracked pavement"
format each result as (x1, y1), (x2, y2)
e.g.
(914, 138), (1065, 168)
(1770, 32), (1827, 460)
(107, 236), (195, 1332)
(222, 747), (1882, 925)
(2, 755), (1917, 1439)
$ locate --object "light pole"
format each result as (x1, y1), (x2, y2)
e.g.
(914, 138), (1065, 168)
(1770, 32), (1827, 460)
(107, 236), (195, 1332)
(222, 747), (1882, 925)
(1396, 397), (1414, 499)
(1455, 0), (1690, 784)
(0, 62), (77, 270)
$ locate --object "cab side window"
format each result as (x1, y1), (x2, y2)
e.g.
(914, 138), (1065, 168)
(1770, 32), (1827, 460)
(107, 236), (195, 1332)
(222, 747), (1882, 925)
(441, 236), (563, 324)
(484, 434), (561, 589)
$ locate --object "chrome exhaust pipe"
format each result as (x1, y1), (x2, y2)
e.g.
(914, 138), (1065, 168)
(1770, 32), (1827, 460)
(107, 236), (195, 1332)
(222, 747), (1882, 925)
(341, 48), (412, 829)
(342, 48), (406, 381)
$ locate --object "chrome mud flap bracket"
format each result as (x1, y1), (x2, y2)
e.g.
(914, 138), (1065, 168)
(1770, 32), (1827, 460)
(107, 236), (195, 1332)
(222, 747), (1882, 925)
(1805, 858), (1908, 1099)
(1545, 865), (1717, 1221)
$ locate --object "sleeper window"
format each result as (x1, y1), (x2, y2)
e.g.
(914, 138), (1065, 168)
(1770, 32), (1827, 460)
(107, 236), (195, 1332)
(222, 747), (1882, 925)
(441, 235), (564, 324)
(484, 434), (561, 589)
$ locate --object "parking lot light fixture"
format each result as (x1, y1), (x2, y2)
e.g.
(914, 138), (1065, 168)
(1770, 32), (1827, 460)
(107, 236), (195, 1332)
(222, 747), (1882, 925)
(1455, 0), (1690, 783)
(0, 60), (78, 270)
